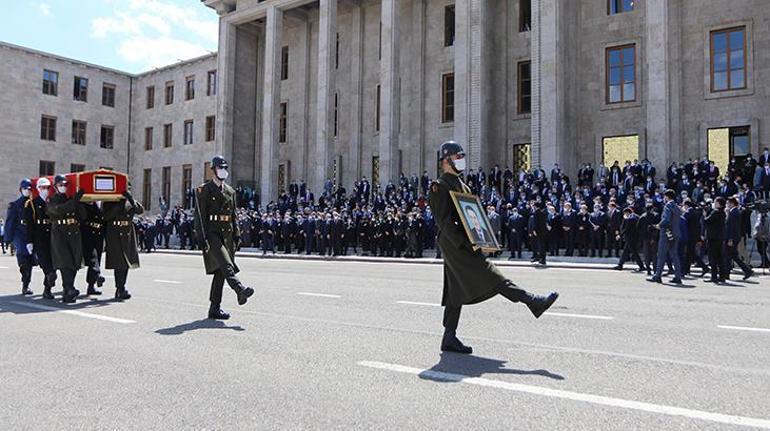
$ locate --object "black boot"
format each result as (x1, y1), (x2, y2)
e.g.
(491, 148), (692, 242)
(236, 286), (255, 305)
(441, 333), (473, 354)
(115, 287), (132, 301)
(96, 275), (105, 288)
(525, 292), (559, 319)
(87, 284), (102, 296)
(42, 285), (54, 300)
(62, 288), (80, 304)
(208, 306), (230, 320)
(22, 284), (33, 295)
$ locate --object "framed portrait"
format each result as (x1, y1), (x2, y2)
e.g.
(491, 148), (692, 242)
(449, 191), (502, 253)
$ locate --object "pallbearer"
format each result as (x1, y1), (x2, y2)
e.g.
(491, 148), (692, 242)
(194, 156), (255, 320)
(5, 179), (36, 295)
(81, 201), (106, 296)
(429, 141), (559, 354)
(47, 175), (85, 304)
(102, 190), (143, 300)
(23, 178), (57, 299)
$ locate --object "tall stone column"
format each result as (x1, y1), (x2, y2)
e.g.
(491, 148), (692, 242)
(315, 0), (337, 190)
(215, 18), (237, 165)
(646, 0), (674, 166)
(379, 0), (400, 183)
(348, 4), (365, 180)
(260, 6), (283, 203)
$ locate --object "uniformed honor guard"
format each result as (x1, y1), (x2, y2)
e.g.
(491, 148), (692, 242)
(81, 201), (106, 296)
(429, 141), (559, 354)
(102, 190), (144, 300)
(23, 178), (57, 299)
(5, 179), (36, 295)
(194, 156), (255, 320)
(47, 175), (86, 304)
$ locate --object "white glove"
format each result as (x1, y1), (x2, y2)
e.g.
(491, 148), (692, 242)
(26, 243), (34, 254)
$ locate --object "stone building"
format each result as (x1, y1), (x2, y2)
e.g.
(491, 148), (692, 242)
(203, 0), (769, 200)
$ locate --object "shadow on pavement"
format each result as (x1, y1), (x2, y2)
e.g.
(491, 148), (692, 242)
(419, 352), (564, 383)
(0, 294), (113, 315)
(155, 319), (245, 335)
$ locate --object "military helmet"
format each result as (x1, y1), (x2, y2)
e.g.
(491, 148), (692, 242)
(211, 155), (229, 169)
(19, 178), (32, 189)
(54, 174), (68, 185)
(36, 177), (51, 188)
(438, 141), (465, 160)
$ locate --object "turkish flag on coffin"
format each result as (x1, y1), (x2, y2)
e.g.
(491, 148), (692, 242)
(31, 169), (129, 202)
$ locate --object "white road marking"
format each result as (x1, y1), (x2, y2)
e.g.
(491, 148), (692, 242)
(0, 265), (8, 269)
(10, 301), (135, 324)
(153, 279), (181, 284)
(397, 301), (441, 307)
(718, 325), (770, 334)
(297, 292), (341, 298)
(543, 312), (614, 320)
(359, 361), (770, 429)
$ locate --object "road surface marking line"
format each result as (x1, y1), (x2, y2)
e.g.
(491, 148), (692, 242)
(153, 279), (181, 284)
(10, 301), (135, 324)
(396, 301), (441, 307)
(544, 312), (614, 320)
(359, 361), (770, 429)
(297, 292), (341, 298)
(0, 265), (8, 269)
(718, 325), (770, 333)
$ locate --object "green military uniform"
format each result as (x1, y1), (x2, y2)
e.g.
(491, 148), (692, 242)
(103, 193), (144, 299)
(47, 188), (86, 302)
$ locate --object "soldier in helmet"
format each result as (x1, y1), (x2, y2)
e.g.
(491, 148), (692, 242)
(430, 141), (559, 354)
(47, 175), (86, 303)
(102, 188), (144, 300)
(4, 179), (36, 295)
(193, 156), (255, 320)
(23, 177), (57, 299)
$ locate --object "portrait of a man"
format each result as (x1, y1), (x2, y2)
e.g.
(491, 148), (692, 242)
(451, 192), (501, 252)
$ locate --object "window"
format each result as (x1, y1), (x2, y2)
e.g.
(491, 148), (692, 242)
(517, 61), (531, 114)
(40, 115), (56, 141)
(102, 83), (116, 107)
(165, 81), (174, 105)
(74, 76), (88, 102)
(519, 0), (531, 32)
(207, 70), (217, 96)
(146, 86), (155, 109)
(335, 33), (340, 69)
(100, 125), (114, 149)
(602, 135), (640, 166)
(334, 93), (339, 137)
(185, 76), (195, 100)
(70, 164), (85, 173)
(441, 73), (455, 123)
(184, 120), (194, 145)
(145, 127), (153, 151)
(444, 5), (456, 47)
(162, 166), (171, 204)
(206, 116), (216, 142)
(512, 144), (531, 172)
(42, 70), (58, 96)
(372, 156), (380, 187)
(163, 123), (173, 148)
(182, 164), (192, 208)
(71, 120), (87, 145)
(375, 84), (381, 132)
(142, 168), (152, 210)
(711, 27), (746, 92)
(278, 163), (286, 193)
(279, 102), (288, 143)
(708, 126), (751, 172)
(606, 44), (636, 104)
(608, 0), (634, 15)
(281, 46), (289, 80)
(39, 160), (55, 176)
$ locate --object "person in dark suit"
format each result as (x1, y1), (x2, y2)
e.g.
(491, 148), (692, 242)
(506, 205), (524, 259)
(529, 201), (548, 265)
(725, 197), (754, 279)
(639, 203), (660, 275)
(682, 200), (709, 277)
(561, 202), (577, 256)
(606, 202), (623, 258)
(648, 190), (683, 284)
(703, 198), (726, 283)
(614, 208), (644, 271)
(4, 179), (36, 295)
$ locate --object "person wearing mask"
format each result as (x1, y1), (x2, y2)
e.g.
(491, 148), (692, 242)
(614, 208), (644, 271)
(725, 197), (754, 280)
(47, 175), (86, 303)
(102, 190), (144, 300)
(703, 197), (727, 283)
(5, 179), (36, 295)
(647, 190), (683, 284)
(23, 178), (57, 298)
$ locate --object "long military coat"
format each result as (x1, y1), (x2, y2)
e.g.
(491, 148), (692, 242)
(102, 198), (143, 270)
(194, 180), (240, 275)
(429, 172), (507, 307)
(47, 192), (85, 271)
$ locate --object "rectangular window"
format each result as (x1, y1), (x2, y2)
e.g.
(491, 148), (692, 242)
(146, 86), (155, 109)
(142, 168), (152, 211)
(165, 81), (174, 105)
(206, 116), (216, 142)
(185, 76), (195, 100)
(145, 127), (153, 151)
(608, 0), (634, 15)
(162, 166), (171, 205)
(182, 164), (192, 208)
(372, 156), (380, 187)
(39, 160), (55, 176)
(207, 70), (217, 96)
(375, 84), (381, 132)
(279, 102), (288, 143)
(70, 163), (86, 173)
(602, 135), (640, 166)
(100, 125), (114, 149)
(520, 0), (531, 32)
(74, 76), (88, 102)
(102, 83), (116, 107)
(444, 5), (456, 47)
(711, 27), (746, 92)
(512, 143), (532, 172)
(40, 115), (56, 141)
(71, 120), (87, 146)
(441, 73), (455, 123)
(163, 123), (173, 148)
(334, 92), (339, 137)
(335, 33), (340, 69)
(42, 69), (58, 96)
(517, 61), (531, 114)
(281, 46), (289, 80)
(606, 44), (636, 104)
(184, 120), (194, 145)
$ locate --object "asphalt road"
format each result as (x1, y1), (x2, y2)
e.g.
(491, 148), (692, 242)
(0, 252), (769, 430)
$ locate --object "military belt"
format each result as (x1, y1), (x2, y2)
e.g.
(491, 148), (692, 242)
(112, 221), (131, 226)
(55, 218), (78, 225)
(88, 222), (103, 229)
(36, 219), (51, 225)
(208, 215), (231, 222)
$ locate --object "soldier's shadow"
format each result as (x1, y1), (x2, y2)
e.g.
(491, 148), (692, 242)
(0, 294), (114, 316)
(419, 352), (564, 383)
(155, 319), (245, 335)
